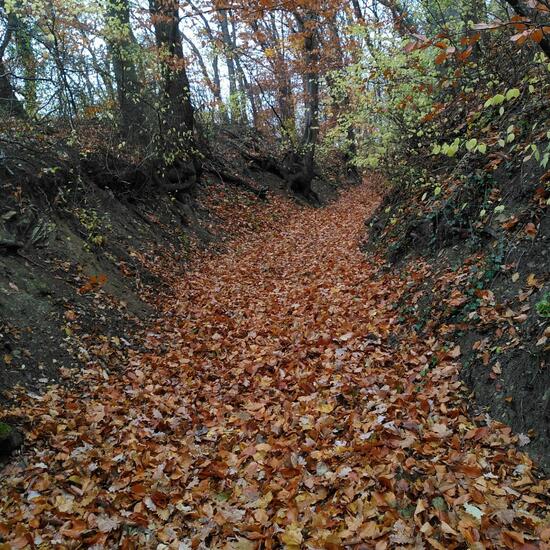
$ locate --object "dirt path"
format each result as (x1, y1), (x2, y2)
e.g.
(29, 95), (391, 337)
(1, 183), (549, 548)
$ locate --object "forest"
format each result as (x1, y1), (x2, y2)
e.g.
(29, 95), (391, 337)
(0, 0), (549, 547)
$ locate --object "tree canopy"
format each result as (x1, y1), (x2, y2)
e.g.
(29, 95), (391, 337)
(1, 0), (548, 195)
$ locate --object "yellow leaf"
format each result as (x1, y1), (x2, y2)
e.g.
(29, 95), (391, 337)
(527, 273), (541, 287)
(280, 523), (303, 547)
(252, 491), (273, 509)
(316, 403), (334, 413)
(68, 475), (83, 486)
(227, 538), (256, 550)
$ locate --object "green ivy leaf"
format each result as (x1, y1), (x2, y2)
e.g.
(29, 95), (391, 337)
(505, 88), (520, 101)
(476, 143), (487, 154)
(447, 144), (459, 157)
(466, 138), (477, 151)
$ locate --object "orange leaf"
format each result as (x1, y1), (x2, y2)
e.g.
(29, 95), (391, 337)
(524, 222), (537, 238)
(511, 31), (530, 45)
(532, 28), (544, 43)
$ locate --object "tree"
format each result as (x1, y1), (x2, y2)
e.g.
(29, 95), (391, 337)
(287, 9), (320, 201)
(217, 7), (240, 122)
(248, 12), (295, 136)
(504, 0), (550, 59)
(149, 0), (200, 190)
(187, 0), (224, 117)
(105, 0), (147, 140)
(14, 17), (37, 116)
(0, 1), (26, 117)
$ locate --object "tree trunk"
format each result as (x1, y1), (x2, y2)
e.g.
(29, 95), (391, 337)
(351, 0), (364, 22)
(0, 60), (24, 116)
(79, 28), (116, 103)
(212, 53), (223, 108)
(181, 30), (217, 98)
(231, 15), (248, 124)
(105, 0), (147, 141)
(0, 7), (26, 117)
(149, 0), (199, 190)
(14, 21), (37, 116)
(504, 0), (550, 59)
(218, 8), (239, 123)
(288, 11), (320, 202)
(235, 56), (258, 127)
(278, 77), (294, 137)
(300, 28), (319, 185)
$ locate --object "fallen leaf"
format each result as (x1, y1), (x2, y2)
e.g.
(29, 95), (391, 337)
(280, 523), (303, 547)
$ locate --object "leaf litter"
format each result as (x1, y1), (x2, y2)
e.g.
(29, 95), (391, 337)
(0, 182), (549, 549)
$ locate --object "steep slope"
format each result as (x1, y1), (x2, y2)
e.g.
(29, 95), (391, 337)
(364, 160), (549, 470)
(0, 128), (313, 403)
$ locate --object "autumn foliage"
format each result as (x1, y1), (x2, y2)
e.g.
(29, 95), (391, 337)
(0, 0), (549, 547)
(0, 182), (548, 548)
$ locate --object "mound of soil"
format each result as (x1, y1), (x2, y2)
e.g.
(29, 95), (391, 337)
(363, 163), (549, 470)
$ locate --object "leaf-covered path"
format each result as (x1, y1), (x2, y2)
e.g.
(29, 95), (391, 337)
(1, 183), (549, 548)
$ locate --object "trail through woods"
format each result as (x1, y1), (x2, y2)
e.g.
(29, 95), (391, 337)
(1, 182), (549, 548)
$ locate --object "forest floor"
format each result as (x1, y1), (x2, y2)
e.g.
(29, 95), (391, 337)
(1, 180), (549, 549)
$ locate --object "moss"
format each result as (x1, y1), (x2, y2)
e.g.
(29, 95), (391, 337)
(0, 422), (13, 439)
(536, 293), (550, 318)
